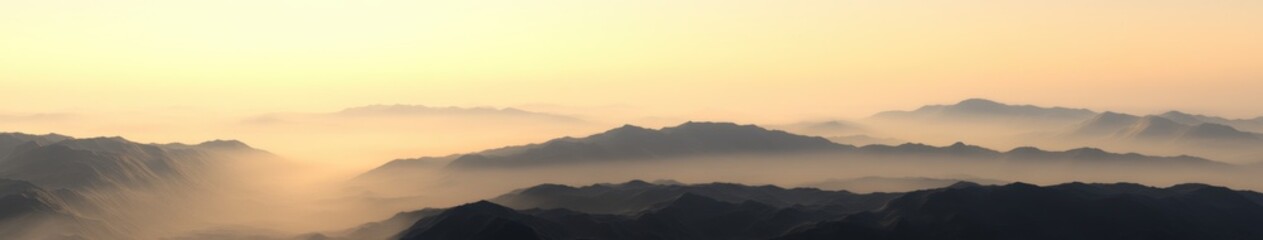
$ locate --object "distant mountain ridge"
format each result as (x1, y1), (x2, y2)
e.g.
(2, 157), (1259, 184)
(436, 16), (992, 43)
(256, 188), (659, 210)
(1159, 111), (1263, 133)
(872, 98), (1098, 124)
(359, 122), (1228, 181)
(863, 98), (1263, 163)
(372, 122), (843, 171)
(1071, 112), (1262, 142)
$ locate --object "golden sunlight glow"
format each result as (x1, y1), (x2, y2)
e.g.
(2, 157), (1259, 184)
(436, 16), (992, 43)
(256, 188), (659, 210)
(2, 1), (1262, 162)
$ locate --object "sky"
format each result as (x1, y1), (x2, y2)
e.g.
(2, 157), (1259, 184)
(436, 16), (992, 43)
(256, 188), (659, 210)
(2, 1), (1263, 162)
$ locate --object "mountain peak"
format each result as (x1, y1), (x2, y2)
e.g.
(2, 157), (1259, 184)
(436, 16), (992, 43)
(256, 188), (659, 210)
(1161, 110), (1194, 117)
(956, 98), (1003, 107)
(946, 181), (983, 189)
(449, 200), (517, 216)
(872, 98), (1097, 123)
(197, 139), (252, 149)
(672, 121), (747, 129)
(1096, 111), (1135, 119)
(604, 124), (652, 134)
(620, 179), (655, 188)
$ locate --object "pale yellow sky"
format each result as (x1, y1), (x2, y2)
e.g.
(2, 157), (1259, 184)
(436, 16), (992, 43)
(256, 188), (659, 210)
(2, 0), (1262, 121)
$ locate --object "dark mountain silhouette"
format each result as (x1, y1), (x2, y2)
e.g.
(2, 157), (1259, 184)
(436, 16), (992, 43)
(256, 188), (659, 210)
(490, 180), (901, 215)
(335, 208), (445, 240)
(392, 194), (853, 240)
(346, 181), (1263, 240)
(871, 98), (1097, 124)
(776, 182), (1263, 240)
(393, 200), (557, 240)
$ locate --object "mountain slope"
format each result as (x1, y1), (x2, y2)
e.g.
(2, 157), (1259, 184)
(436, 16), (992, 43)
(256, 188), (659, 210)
(0, 179), (120, 239)
(0, 132), (70, 161)
(0, 136), (274, 190)
(0, 133), (281, 239)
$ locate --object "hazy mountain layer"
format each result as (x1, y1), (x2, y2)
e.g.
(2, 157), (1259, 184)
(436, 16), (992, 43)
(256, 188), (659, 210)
(360, 122), (1229, 182)
(0, 179), (123, 239)
(0, 134), (271, 190)
(0, 132), (282, 239)
(853, 99), (1263, 164)
(1159, 111), (1263, 133)
(871, 98), (1097, 125)
(1065, 112), (1263, 162)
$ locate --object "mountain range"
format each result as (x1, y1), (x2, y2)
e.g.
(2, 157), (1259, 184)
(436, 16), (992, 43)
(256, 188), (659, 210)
(321, 180), (1263, 240)
(359, 121), (1229, 182)
(1069, 112), (1262, 144)
(0, 133), (272, 190)
(871, 98), (1098, 126)
(362, 122), (842, 174)
(857, 99), (1263, 163)
(1159, 111), (1263, 133)
(777, 182), (1263, 240)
